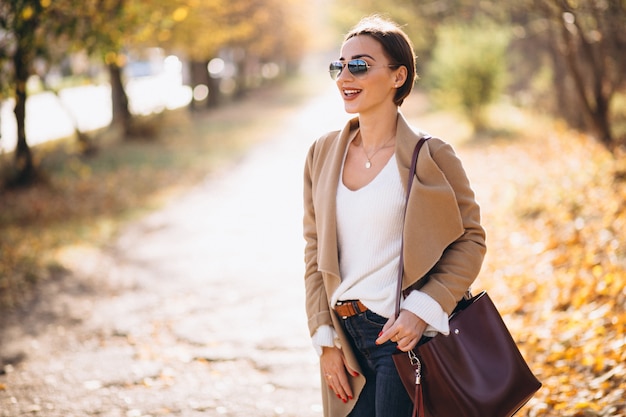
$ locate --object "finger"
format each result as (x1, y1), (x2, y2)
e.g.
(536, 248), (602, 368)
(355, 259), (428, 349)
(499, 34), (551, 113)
(344, 363), (360, 378)
(325, 374), (342, 401)
(381, 316), (395, 333)
(340, 365), (356, 401)
(396, 335), (419, 352)
(375, 325), (398, 345)
(324, 369), (352, 402)
(334, 371), (353, 402)
(406, 335), (420, 351)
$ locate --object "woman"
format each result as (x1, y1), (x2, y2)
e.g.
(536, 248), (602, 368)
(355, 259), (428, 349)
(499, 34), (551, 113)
(303, 16), (486, 417)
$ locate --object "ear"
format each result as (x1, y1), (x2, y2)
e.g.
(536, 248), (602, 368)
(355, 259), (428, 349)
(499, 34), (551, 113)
(393, 66), (408, 88)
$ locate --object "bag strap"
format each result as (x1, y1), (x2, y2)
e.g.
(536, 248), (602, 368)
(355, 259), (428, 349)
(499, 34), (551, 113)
(395, 136), (429, 417)
(394, 136), (429, 319)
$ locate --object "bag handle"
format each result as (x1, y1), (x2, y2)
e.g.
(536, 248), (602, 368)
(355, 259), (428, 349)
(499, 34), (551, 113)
(394, 136), (429, 319)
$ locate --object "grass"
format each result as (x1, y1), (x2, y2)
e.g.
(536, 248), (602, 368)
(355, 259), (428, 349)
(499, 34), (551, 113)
(0, 74), (324, 309)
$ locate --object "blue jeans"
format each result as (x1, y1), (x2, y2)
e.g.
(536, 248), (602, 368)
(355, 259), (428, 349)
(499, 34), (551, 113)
(340, 309), (414, 417)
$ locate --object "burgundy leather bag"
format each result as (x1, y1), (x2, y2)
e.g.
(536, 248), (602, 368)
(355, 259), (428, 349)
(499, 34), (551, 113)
(392, 138), (542, 417)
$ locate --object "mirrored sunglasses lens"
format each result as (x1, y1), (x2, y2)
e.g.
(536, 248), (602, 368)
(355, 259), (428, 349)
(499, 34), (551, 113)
(329, 62), (342, 79)
(348, 60), (368, 76)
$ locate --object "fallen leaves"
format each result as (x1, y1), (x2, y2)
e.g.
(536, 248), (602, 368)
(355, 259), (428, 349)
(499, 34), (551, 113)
(467, 126), (626, 416)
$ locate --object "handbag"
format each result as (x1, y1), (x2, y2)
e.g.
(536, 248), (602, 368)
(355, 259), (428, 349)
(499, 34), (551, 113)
(392, 138), (542, 417)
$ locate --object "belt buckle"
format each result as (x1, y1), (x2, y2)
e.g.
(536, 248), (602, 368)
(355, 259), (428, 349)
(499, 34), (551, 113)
(336, 300), (358, 319)
(336, 300), (346, 319)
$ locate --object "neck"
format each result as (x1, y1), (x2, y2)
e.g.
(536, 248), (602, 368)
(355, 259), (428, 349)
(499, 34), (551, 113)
(357, 107), (399, 148)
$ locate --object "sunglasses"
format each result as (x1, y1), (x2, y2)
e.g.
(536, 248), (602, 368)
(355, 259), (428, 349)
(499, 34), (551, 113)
(329, 59), (398, 80)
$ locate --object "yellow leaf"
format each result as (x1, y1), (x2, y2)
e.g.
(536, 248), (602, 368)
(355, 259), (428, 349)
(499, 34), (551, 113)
(592, 264), (603, 278)
(172, 7), (189, 22)
(22, 6), (34, 20)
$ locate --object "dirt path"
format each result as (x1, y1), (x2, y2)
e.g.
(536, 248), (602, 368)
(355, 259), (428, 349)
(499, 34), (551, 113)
(0, 83), (502, 417)
(0, 83), (354, 417)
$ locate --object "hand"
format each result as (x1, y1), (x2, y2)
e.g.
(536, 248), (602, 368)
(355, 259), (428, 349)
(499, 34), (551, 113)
(320, 346), (359, 403)
(376, 310), (427, 352)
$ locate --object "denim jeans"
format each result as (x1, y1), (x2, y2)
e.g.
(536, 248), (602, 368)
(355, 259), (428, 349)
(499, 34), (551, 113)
(340, 309), (414, 417)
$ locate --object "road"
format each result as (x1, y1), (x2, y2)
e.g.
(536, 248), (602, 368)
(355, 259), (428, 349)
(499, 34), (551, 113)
(0, 80), (351, 416)
(0, 77), (191, 153)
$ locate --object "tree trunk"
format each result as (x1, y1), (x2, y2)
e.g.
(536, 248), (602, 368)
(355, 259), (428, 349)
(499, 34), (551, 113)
(108, 63), (132, 137)
(558, 6), (615, 149)
(589, 90), (613, 149)
(188, 60), (219, 110)
(545, 25), (585, 130)
(12, 44), (36, 186)
(207, 73), (220, 109)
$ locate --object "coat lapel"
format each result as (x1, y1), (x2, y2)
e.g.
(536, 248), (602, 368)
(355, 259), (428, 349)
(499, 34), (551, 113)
(315, 119), (359, 292)
(395, 114), (465, 287)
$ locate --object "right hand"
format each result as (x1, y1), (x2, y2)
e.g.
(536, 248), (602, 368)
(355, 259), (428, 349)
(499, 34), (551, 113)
(320, 346), (359, 403)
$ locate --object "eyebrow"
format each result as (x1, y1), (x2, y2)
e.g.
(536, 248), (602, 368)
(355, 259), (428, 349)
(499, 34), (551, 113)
(339, 54), (376, 61)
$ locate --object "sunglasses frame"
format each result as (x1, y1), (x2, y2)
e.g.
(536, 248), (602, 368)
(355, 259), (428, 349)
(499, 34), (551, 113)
(329, 59), (398, 80)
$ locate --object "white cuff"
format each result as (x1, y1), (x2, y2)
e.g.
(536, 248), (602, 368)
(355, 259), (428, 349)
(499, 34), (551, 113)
(401, 291), (450, 336)
(311, 325), (339, 356)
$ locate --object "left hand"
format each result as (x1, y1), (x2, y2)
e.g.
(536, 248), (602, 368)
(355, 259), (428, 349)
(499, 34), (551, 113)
(376, 310), (428, 352)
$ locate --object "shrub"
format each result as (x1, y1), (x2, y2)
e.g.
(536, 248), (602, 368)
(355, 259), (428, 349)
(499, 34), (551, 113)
(426, 22), (509, 132)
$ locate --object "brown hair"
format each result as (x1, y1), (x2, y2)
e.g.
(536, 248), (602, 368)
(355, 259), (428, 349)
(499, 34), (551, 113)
(345, 16), (417, 106)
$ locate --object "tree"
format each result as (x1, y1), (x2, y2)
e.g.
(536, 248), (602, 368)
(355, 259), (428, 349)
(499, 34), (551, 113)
(0, 0), (50, 185)
(0, 0), (316, 185)
(506, 0), (626, 151)
(158, 0), (312, 107)
(71, 0), (143, 137)
(0, 0), (106, 184)
(547, 0), (625, 150)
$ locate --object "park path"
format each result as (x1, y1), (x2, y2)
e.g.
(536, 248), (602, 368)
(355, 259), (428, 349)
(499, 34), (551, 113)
(0, 82), (352, 417)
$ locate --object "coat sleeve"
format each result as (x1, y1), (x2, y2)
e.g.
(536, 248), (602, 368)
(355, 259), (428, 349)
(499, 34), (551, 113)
(303, 142), (334, 336)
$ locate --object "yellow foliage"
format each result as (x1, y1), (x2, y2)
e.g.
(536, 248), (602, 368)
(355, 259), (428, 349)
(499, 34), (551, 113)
(463, 117), (626, 416)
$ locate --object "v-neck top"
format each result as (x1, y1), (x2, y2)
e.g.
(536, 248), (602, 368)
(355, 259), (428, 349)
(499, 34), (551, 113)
(334, 154), (405, 317)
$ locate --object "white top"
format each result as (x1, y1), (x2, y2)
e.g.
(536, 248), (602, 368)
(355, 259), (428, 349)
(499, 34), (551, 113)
(311, 153), (449, 354)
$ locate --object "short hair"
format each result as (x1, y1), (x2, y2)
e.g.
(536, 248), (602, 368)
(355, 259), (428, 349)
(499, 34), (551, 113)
(345, 15), (417, 106)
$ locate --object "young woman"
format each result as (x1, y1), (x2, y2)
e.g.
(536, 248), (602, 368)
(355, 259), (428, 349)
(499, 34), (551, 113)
(303, 16), (487, 417)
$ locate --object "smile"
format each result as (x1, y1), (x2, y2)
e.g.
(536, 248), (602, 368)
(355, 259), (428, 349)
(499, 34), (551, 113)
(343, 89), (361, 97)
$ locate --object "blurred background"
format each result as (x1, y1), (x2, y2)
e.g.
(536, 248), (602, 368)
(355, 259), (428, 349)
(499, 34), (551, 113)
(1, 0), (624, 171)
(1, 1), (625, 416)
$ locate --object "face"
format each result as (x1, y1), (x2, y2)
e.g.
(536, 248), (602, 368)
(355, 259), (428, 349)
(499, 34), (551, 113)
(333, 35), (406, 116)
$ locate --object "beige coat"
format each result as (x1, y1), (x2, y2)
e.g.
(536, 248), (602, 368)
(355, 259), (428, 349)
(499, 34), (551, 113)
(303, 113), (486, 417)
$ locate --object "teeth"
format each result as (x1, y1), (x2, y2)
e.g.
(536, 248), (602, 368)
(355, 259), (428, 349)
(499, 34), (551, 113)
(344, 89), (360, 95)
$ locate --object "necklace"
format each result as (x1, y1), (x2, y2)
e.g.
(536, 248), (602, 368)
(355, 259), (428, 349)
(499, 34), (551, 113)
(361, 134), (395, 169)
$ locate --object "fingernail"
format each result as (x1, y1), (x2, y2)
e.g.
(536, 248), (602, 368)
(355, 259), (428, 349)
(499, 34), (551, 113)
(352, 372), (359, 377)
(343, 398), (347, 403)
(378, 331), (383, 337)
(348, 395), (353, 400)
(337, 394), (341, 399)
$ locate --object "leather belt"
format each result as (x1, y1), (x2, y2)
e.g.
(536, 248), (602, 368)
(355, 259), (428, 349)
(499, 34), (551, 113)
(334, 300), (368, 319)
